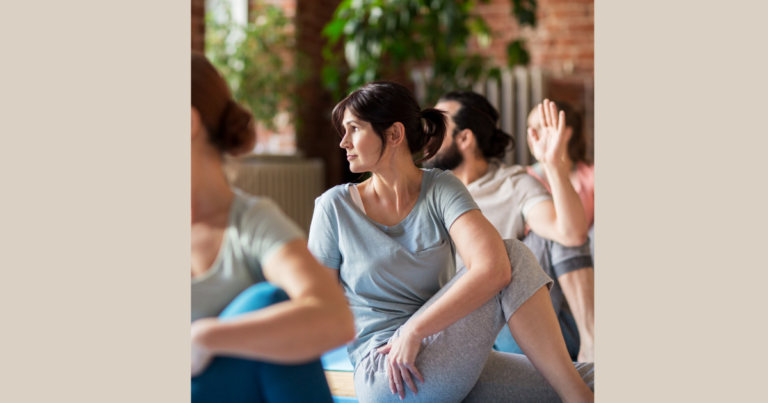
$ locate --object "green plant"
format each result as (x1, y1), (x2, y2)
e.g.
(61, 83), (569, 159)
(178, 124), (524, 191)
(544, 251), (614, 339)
(205, 2), (303, 131)
(507, 0), (536, 69)
(322, 0), (537, 105)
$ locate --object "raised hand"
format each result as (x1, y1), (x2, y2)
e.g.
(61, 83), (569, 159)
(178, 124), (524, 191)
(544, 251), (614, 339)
(527, 99), (570, 168)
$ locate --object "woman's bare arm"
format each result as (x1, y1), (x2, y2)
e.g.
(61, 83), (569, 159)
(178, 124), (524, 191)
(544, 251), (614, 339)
(192, 239), (355, 364)
(525, 169), (588, 247)
(525, 100), (588, 247)
(399, 210), (511, 339)
(377, 209), (513, 397)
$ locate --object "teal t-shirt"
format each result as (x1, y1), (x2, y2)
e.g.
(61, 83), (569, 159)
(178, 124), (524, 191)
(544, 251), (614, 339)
(307, 169), (479, 368)
(191, 188), (304, 322)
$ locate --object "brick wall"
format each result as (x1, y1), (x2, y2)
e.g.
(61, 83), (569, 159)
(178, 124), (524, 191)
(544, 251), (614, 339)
(472, 0), (594, 78)
(472, 0), (595, 159)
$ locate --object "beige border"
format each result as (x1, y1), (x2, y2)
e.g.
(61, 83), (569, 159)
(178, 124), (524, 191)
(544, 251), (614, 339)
(0, 1), (189, 402)
(2, 1), (767, 402)
(597, 0), (768, 401)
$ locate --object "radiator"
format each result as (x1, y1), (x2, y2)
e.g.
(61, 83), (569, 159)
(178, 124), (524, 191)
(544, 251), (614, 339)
(411, 66), (547, 166)
(225, 155), (325, 235)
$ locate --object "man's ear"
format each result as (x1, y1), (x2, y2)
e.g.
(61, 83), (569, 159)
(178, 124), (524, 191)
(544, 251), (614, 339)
(388, 122), (406, 147)
(454, 128), (475, 152)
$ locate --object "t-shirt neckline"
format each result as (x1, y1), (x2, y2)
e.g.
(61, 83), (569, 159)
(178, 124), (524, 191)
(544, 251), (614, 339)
(344, 170), (428, 231)
(191, 189), (240, 284)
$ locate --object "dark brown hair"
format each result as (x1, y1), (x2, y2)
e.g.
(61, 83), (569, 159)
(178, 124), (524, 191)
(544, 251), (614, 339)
(191, 52), (255, 155)
(331, 81), (447, 164)
(439, 91), (514, 160)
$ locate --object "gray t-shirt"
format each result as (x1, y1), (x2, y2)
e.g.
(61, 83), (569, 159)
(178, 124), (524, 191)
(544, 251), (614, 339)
(308, 169), (478, 368)
(191, 188), (304, 322)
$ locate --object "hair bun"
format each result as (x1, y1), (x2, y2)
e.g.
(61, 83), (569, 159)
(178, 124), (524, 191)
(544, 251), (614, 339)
(488, 128), (514, 160)
(216, 99), (255, 156)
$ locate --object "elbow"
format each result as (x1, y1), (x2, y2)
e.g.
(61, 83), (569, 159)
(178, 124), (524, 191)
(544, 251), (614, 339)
(301, 297), (356, 355)
(326, 300), (356, 346)
(558, 229), (589, 248)
(338, 308), (356, 344)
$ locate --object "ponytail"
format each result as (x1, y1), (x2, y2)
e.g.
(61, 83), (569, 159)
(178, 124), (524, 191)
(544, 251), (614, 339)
(486, 128), (513, 160)
(415, 108), (447, 164)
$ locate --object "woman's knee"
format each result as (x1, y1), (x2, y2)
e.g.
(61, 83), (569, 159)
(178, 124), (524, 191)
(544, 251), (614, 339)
(219, 282), (289, 319)
(502, 239), (544, 276)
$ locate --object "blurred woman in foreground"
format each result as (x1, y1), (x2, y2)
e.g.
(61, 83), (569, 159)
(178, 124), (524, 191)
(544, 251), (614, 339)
(190, 52), (355, 403)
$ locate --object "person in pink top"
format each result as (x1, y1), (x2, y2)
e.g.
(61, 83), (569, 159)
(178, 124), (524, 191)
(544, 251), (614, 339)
(527, 101), (595, 258)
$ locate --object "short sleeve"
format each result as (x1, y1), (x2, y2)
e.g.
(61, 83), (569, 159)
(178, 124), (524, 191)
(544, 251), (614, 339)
(307, 196), (342, 270)
(432, 171), (480, 231)
(242, 198), (305, 267)
(517, 174), (553, 219)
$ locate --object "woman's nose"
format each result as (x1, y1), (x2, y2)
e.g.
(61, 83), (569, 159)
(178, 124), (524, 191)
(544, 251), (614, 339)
(340, 134), (350, 149)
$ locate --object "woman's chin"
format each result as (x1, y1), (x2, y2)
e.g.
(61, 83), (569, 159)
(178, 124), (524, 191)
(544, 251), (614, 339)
(348, 162), (365, 173)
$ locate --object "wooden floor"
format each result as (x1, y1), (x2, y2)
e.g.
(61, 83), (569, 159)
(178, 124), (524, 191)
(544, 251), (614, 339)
(325, 371), (356, 397)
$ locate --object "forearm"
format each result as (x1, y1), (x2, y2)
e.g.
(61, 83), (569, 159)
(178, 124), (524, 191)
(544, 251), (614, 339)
(195, 297), (355, 364)
(543, 163), (588, 246)
(558, 268), (594, 357)
(404, 264), (509, 340)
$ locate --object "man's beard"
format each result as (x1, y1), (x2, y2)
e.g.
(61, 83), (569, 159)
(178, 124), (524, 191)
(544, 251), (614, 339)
(423, 140), (464, 171)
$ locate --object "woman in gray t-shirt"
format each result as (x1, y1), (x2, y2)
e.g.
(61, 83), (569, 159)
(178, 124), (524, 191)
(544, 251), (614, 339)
(190, 53), (354, 402)
(308, 81), (594, 403)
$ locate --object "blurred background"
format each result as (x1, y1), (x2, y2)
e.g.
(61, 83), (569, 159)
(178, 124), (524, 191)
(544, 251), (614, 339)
(191, 0), (594, 232)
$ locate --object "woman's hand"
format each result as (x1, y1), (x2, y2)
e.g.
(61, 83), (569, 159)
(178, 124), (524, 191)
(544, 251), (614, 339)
(528, 99), (570, 169)
(377, 326), (425, 400)
(191, 318), (218, 377)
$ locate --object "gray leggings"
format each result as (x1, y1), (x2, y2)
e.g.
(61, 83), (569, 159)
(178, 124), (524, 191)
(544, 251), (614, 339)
(353, 239), (594, 403)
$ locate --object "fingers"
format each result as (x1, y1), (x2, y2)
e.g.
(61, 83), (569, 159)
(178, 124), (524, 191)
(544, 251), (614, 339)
(377, 344), (391, 354)
(387, 359), (396, 394)
(548, 100), (559, 128)
(538, 103), (548, 129)
(408, 363), (425, 384)
(391, 360), (404, 398)
(401, 365), (418, 396)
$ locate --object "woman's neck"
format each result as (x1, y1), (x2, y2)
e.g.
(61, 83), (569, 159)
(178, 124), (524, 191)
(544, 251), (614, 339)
(191, 146), (234, 225)
(362, 154), (423, 213)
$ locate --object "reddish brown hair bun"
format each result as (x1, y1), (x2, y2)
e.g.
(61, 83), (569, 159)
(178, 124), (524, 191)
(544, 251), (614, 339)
(191, 52), (255, 155)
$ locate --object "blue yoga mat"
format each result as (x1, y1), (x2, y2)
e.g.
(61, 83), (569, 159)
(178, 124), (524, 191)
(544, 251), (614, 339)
(324, 347), (357, 402)
(321, 346), (354, 372)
